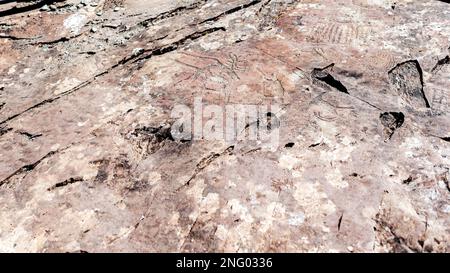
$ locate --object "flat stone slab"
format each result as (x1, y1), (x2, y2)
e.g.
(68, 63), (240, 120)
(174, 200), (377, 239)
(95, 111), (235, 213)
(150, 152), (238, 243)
(0, 0), (449, 252)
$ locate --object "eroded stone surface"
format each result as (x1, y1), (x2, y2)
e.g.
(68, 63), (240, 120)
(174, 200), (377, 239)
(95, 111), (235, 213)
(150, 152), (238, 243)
(0, 0), (449, 252)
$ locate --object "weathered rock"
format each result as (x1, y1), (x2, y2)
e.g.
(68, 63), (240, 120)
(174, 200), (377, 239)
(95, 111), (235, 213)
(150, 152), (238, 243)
(0, 0), (449, 253)
(388, 60), (430, 109)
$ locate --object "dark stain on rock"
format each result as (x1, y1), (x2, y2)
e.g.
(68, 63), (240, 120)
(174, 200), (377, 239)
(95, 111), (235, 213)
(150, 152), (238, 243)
(132, 125), (174, 142)
(402, 176), (414, 185)
(91, 159), (110, 184)
(380, 112), (405, 140)
(284, 142), (295, 148)
(129, 124), (177, 155)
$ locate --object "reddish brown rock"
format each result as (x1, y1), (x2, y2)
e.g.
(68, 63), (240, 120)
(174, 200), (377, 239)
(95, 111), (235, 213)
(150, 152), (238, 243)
(0, 0), (449, 253)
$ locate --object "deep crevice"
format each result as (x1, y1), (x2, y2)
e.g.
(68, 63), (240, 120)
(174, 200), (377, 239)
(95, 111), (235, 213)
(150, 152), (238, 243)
(0, 34), (39, 40)
(312, 63), (349, 93)
(337, 213), (344, 231)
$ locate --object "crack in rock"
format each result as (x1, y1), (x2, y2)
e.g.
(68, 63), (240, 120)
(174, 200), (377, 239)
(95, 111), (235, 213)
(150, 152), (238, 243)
(311, 63), (349, 93)
(178, 146), (235, 190)
(431, 55), (449, 73)
(47, 177), (84, 191)
(0, 150), (58, 187)
(17, 130), (43, 140)
(199, 0), (264, 24)
(388, 60), (430, 108)
(139, 0), (209, 27)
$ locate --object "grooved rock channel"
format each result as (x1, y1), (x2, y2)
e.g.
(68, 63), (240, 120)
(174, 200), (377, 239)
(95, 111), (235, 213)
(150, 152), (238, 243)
(0, 0), (449, 253)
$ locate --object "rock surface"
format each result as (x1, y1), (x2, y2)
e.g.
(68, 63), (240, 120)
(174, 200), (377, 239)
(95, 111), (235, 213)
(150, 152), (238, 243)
(0, 0), (449, 252)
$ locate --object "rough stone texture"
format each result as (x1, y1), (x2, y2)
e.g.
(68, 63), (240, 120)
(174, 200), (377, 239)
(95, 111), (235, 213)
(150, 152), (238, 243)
(0, 0), (449, 253)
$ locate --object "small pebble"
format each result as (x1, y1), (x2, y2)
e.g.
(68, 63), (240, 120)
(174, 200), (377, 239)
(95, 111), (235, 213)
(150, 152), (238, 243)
(132, 48), (144, 56)
(40, 5), (50, 11)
